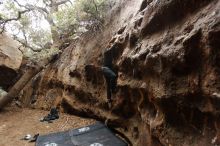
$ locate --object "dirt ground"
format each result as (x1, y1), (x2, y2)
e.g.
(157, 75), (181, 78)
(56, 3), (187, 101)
(0, 106), (95, 146)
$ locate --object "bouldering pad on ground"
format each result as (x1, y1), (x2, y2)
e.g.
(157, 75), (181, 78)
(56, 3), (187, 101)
(36, 122), (128, 146)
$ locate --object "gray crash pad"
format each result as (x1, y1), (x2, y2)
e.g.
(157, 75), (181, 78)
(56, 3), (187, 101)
(36, 122), (128, 146)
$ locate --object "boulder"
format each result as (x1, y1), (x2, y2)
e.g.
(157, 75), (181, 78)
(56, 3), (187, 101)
(0, 33), (23, 89)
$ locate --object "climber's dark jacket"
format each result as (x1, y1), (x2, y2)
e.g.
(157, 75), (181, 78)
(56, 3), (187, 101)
(103, 49), (113, 69)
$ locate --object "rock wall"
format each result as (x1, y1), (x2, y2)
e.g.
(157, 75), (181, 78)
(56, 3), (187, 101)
(26, 0), (220, 145)
(0, 33), (23, 90)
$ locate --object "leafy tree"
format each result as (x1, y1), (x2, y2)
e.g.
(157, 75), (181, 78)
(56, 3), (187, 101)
(0, 0), (112, 55)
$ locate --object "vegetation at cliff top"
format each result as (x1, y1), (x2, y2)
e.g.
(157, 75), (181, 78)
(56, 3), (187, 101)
(0, 0), (113, 59)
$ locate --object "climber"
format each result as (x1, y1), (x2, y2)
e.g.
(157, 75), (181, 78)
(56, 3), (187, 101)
(102, 45), (118, 108)
(102, 66), (117, 107)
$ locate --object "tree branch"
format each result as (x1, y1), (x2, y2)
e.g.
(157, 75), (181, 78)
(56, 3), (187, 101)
(0, 9), (31, 33)
(14, 0), (49, 14)
(13, 35), (42, 52)
(13, 0), (27, 9)
(50, 0), (68, 7)
(52, 0), (72, 7)
(25, 4), (49, 14)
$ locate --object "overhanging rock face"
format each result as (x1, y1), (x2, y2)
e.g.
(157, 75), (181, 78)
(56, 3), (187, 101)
(25, 0), (220, 145)
(0, 33), (23, 89)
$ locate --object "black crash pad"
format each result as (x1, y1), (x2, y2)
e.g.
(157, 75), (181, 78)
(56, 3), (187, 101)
(36, 122), (128, 146)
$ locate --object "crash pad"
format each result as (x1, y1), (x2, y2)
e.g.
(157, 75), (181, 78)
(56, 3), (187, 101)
(36, 122), (128, 146)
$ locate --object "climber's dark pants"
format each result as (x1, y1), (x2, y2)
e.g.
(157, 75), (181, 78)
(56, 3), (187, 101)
(102, 66), (117, 101)
(106, 76), (116, 101)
